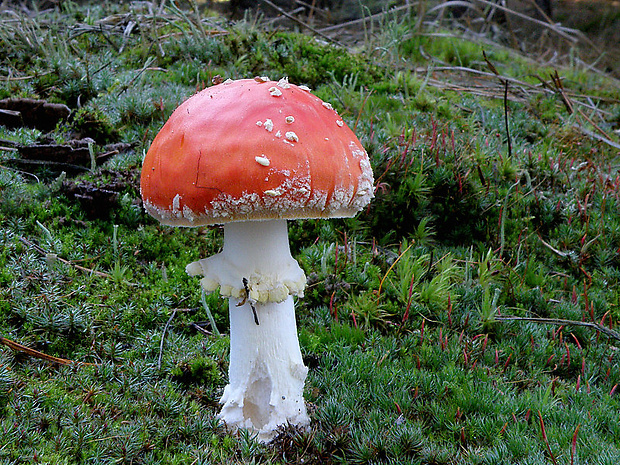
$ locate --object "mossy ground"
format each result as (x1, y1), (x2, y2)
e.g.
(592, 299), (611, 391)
(1, 1), (620, 464)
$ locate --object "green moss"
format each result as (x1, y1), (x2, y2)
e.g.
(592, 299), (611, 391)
(170, 356), (222, 387)
(70, 106), (119, 144)
(1, 1), (620, 462)
(399, 34), (486, 68)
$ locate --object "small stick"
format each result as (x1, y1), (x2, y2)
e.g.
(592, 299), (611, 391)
(503, 80), (512, 158)
(318, 4), (416, 33)
(550, 71), (574, 114)
(190, 323), (212, 337)
(538, 235), (571, 258)
(259, 0), (344, 47)
(471, 0), (583, 44)
(19, 236), (110, 278)
(158, 309), (177, 370)
(483, 51), (512, 158)
(0, 337), (95, 366)
(495, 316), (620, 342)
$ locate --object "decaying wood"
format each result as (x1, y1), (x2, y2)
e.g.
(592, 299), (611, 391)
(18, 141), (118, 165)
(68, 184), (120, 219)
(19, 143), (91, 165)
(0, 108), (23, 128)
(0, 98), (70, 131)
(2, 158), (90, 173)
(6, 141), (135, 173)
(61, 166), (141, 220)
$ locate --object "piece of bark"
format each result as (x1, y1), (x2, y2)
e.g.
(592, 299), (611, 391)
(0, 108), (24, 128)
(62, 167), (141, 219)
(0, 98), (71, 131)
(17, 138), (119, 166)
(18, 144), (91, 165)
(71, 185), (119, 219)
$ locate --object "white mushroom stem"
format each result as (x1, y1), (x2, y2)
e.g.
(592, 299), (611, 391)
(186, 219), (309, 441)
(221, 296), (309, 442)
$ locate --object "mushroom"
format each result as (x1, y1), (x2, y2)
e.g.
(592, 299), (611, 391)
(140, 77), (374, 442)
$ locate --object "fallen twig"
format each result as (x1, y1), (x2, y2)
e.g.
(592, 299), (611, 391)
(318, 3), (417, 33)
(574, 125), (620, 151)
(0, 71), (53, 81)
(419, 66), (619, 152)
(495, 316), (620, 342)
(0, 337), (96, 366)
(538, 235), (572, 259)
(483, 51), (513, 158)
(471, 0), (584, 45)
(18, 236), (112, 279)
(190, 322), (213, 337)
(259, 0), (344, 47)
(549, 70), (574, 114)
(158, 309), (177, 370)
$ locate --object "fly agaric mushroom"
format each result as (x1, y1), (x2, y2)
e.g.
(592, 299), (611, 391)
(140, 77), (374, 442)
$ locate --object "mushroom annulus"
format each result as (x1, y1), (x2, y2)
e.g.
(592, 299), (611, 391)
(140, 77), (374, 442)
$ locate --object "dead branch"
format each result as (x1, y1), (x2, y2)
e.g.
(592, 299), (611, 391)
(18, 236), (112, 279)
(318, 3), (418, 33)
(574, 125), (620, 151)
(538, 235), (572, 259)
(0, 337), (96, 366)
(495, 315), (620, 342)
(470, 0), (583, 44)
(0, 98), (70, 131)
(158, 308), (177, 370)
(259, 0), (344, 47)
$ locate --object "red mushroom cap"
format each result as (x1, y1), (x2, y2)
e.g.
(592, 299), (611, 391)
(140, 78), (374, 226)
